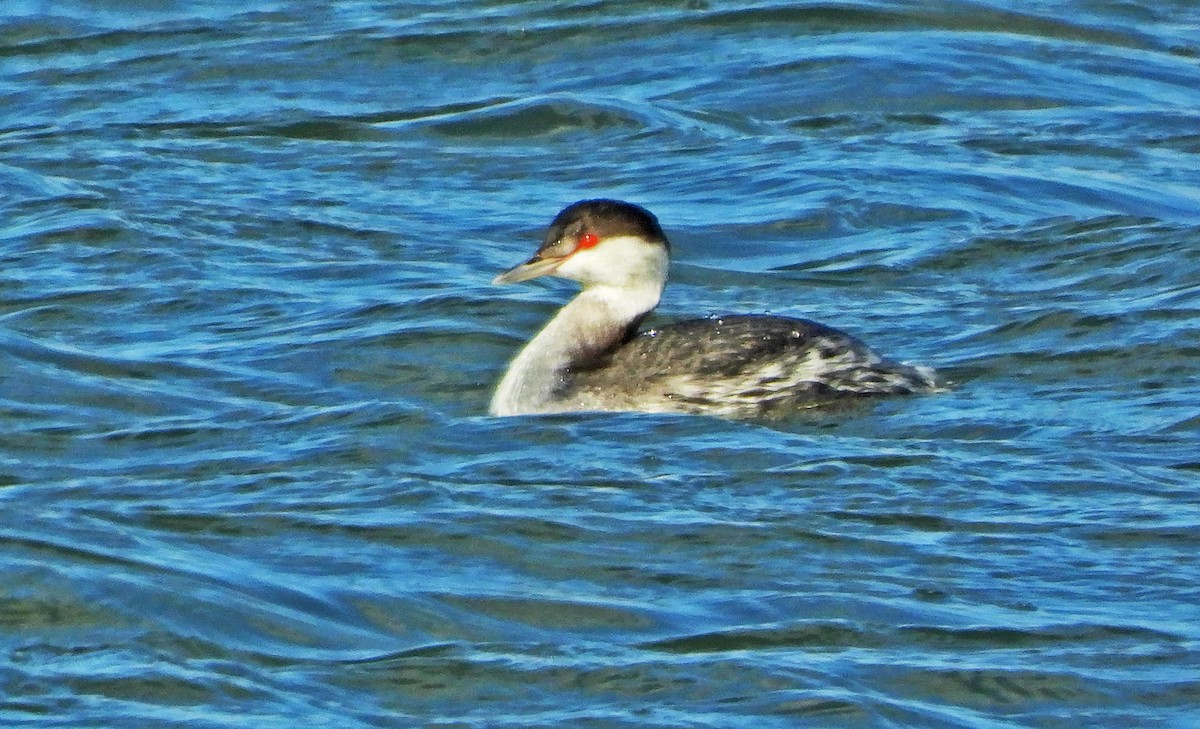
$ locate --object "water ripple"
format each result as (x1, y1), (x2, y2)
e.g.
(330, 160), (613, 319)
(4, 1), (1200, 727)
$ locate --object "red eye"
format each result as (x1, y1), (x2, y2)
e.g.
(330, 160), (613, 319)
(578, 232), (600, 249)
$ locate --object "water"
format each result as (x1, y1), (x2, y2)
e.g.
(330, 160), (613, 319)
(2, 1), (1199, 726)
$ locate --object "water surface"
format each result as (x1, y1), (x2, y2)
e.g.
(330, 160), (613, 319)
(2, 1), (1199, 727)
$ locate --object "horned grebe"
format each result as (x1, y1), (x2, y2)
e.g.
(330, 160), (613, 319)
(490, 199), (937, 418)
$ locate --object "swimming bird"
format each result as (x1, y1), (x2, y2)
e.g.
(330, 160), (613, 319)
(490, 199), (937, 418)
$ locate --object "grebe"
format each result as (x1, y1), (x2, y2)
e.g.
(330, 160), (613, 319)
(490, 199), (937, 418)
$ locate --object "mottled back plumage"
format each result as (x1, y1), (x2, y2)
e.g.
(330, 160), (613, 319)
(561, 315), (937, 417)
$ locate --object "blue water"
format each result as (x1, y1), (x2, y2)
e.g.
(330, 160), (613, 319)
(3, 1), (1199, 727)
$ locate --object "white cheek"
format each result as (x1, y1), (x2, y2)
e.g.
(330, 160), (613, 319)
(557, 236), (668, 288)
(557, 246), (622, 283)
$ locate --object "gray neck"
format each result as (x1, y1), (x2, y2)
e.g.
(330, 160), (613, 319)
(490, 284), (660, 416)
